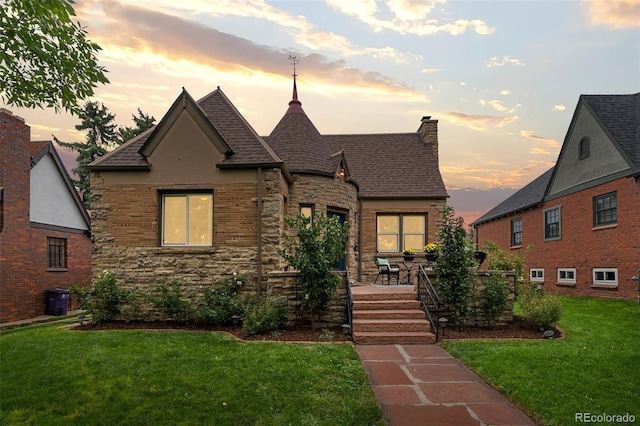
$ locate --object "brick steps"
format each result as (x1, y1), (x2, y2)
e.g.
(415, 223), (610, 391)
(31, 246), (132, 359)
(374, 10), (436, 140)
(351, 285), (435, 345)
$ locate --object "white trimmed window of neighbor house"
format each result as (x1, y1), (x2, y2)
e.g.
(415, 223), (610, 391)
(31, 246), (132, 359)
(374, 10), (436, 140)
(530, 268), (544, 282)
(162, 193), (213, 246)
(557, 268), (576, 284)
(593, 268), (618, 286)
(376, 214), (426, 253)
(593, 192), (617, 227)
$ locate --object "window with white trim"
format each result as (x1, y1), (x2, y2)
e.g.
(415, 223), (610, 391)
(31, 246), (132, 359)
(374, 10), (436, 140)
(162, 193), (212, 246)
(593, 268), (618, 286)
(557, 268), (576, 284)
(530, 268), (544, 282)
(376, 214), (426, 253)
(544, 206), (561, 240)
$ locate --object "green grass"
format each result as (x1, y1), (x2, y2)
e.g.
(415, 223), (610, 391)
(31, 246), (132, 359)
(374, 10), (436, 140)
(1, 326), (383, 425)
(443, 296), (640, 425)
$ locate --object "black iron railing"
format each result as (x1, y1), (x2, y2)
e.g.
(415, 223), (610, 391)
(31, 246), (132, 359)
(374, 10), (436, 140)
(345, 271), (354, 337)
(417, 264), (441, 340)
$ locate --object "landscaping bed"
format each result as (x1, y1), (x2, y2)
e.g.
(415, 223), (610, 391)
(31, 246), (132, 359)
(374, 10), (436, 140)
(74, 315), (556, 341)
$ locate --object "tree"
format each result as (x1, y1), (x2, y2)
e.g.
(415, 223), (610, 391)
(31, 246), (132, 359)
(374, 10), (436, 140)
(0, 0), (109, 114)
(278, 213), (350, 328)
(55, 101), (117, 207)
(117, 108), (156, 145)
(434, 206), (474, 327)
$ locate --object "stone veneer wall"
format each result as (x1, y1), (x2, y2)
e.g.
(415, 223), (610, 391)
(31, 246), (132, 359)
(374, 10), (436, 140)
(90, 168), (284, 292)
(266, 271), (347, 327)
(359, 199), (446, 283)
(285, 173), (358, 277)
(421, 270), (516, 327)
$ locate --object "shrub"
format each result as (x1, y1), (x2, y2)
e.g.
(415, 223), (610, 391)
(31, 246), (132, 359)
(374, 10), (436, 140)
(242, 296), (288, 336)
(149, 280), (194, 323)
(194, 274), (245, 326)
(519, 286), (562, 329)
(480, 274), (509, 328)
(70, 271), (134, 325)
(278, 213), (349, 328)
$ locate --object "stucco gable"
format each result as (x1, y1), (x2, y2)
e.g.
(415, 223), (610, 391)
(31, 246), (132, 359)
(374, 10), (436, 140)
(547, 94), (637, 199)
(30, 142), (90, 232)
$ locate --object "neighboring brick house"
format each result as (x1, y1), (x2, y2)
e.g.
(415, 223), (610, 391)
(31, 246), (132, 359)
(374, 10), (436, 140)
(472, 93), (640, 300)
(88, 77), (447, 295)
(0, 109), (91, 322)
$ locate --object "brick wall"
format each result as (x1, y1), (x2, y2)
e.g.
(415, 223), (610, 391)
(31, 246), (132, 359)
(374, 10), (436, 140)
(475, 177), (640, 300)
(0, 109), (91, 322)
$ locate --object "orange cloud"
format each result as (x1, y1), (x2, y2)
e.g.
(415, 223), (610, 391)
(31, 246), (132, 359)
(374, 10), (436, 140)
(583, 0), (640, 29)
(439, 112), (519, 131)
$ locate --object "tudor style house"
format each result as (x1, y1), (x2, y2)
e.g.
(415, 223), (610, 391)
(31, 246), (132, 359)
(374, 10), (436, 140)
(88, 77), (447, 294)
(472, 93), (640, 300)
(0, 109), (92, 322)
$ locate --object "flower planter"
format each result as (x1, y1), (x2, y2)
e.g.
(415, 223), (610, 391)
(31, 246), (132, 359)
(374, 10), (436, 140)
(403, 255), (415, 261)
(424, 252), (438, 262)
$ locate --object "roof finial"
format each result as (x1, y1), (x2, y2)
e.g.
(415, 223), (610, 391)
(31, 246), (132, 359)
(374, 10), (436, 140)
(288, 55), (299, 78)
(286, 55), (303, 113)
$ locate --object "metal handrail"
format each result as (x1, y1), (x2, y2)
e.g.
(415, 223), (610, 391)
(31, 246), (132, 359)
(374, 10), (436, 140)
(417, 264), (441, 341)
(345, 271), (353, 336)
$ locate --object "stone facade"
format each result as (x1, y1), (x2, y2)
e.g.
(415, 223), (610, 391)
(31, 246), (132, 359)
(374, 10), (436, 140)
(285, 173), (358, 276)
(267, 271), (348, 327)
(359, 199), (447, 283)
(90, 167), (285, 293)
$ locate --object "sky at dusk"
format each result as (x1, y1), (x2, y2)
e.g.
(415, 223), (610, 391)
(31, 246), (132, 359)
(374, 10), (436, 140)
(4, 0), (639, 224)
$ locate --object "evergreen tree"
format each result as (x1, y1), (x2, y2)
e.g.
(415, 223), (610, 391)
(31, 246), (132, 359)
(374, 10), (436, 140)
(117, 108), (156, 145)
(55, 101), (117, 208)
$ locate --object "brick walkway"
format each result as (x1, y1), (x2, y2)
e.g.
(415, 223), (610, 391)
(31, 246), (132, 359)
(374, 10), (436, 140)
(356, 344), (535, 426)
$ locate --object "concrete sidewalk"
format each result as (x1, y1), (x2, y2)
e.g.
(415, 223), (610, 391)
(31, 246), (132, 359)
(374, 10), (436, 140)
(356, 344), (535, 426)
(0, 310), (83, 331)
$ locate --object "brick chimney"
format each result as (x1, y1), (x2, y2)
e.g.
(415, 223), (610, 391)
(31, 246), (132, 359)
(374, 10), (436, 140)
(418, 116), (438, 166)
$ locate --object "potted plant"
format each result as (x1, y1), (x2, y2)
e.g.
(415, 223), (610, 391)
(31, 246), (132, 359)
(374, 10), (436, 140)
(423, 243), (439, 261)
(402, 247), (416, 261)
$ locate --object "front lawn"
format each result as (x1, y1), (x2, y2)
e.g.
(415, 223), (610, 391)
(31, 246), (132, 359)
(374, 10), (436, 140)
(443, 296), (640, 425)
(0, 325), (384, 425)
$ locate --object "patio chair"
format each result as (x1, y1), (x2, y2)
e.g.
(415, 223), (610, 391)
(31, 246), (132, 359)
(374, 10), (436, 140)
(373, 256), (400, 285)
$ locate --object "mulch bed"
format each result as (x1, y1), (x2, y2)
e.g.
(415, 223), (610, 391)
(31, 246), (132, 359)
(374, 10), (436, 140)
(73, 316), (560, 342)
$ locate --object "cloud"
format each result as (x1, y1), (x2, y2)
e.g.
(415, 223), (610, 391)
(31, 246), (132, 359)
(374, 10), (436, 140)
(500, 90), (511, 95)
(421, 68), (441, 73)
(439, 111), (519, 131)
(326, 0), (495, 36)
(520, 130), (559, 147)
(553, 104), (566, 111)
(486, 56), (525, 67)
(530, 147), (551, 155)
(76, 1), (420, 97)
(582, 0), (640, 29)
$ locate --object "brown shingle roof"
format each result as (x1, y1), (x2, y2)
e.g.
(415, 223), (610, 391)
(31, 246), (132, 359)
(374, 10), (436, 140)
(324, 133), (447, 199)
(90, 88), (281, 170)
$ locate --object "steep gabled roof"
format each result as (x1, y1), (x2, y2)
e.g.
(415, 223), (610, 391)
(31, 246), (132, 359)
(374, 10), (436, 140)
(31, 141), (91, 229)
(90, 87), (282, 171)
(471, 168), (554, 226)
(197, 88), (283, 168)
(582, 93), (640, 173)
(324, 133), (447, 199)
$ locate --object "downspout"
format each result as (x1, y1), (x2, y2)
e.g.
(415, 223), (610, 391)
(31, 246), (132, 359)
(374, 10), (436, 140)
(357, 198), (363, 282)
(257, 167), (263, 297)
